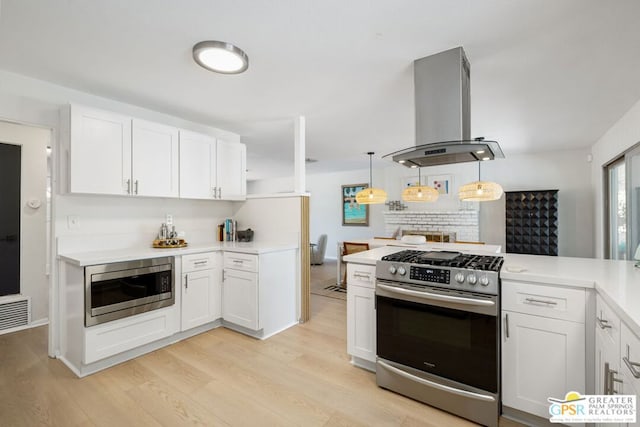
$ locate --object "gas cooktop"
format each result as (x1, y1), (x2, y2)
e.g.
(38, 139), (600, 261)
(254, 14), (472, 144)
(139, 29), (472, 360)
(377, 250), (504, 295)
(381, 250), (503, 272)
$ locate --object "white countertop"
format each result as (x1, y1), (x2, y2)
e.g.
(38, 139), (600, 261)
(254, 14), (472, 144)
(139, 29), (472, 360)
(343, 247), (640, 337)
(59, 241), (299, 267)
(343, 239), (501, 254)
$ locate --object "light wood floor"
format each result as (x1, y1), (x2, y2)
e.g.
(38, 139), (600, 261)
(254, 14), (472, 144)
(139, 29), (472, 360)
(0, 293), (522, 426)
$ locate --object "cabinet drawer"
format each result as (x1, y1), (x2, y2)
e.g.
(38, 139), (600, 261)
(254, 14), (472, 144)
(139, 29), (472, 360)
(621, 323), (640, 389)
(347, 263), (376, 289)
(224, 252), (258, 272)
(182, 252), (218, 273)
(595, 294), (621, 349)
(502, 280), (585, 323)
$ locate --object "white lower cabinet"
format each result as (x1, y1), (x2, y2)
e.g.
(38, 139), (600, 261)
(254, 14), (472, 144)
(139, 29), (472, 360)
(181, 252), (222, 331)
(221, 250), (297, 338)
(84, 306), (178, 364)
(346, 263), (377, 369)
(222, 268), (259, 330)
(502, 311), (585, 417)
(501, 280), (586, 419)
(347, 283), (376, 363)
(620, 323), (640, 427)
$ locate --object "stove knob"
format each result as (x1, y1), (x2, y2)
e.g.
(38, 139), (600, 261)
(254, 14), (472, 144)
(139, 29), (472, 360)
(388, 265), (397, 275)
(480, 277), (490, 286)
(397, 266), (407, 276)
(466, 274), (477, 285)
(454, 273), (465, 283)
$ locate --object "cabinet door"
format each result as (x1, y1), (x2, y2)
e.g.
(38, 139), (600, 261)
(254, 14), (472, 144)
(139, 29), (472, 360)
(595, 327), (621, 395)
(181, 268), (221, 331)
(502, 311), (585, 418)
(132, 119), (179, 197)
(347, 284), (376, 362)
(222, 269), (258, 330)
(216, 140), (246, 200)
(69, 105), (132, 195)
(179, 130), (216, 199)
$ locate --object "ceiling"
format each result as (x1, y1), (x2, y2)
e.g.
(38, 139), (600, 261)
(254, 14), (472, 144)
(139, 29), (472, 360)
(1, 0), (640, 180)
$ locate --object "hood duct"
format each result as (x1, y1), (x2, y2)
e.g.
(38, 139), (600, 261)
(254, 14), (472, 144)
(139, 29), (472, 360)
(384, 47), (504, 167)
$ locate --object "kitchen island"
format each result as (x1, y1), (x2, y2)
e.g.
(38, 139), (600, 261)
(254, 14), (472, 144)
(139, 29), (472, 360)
(343, 246), (640, 425)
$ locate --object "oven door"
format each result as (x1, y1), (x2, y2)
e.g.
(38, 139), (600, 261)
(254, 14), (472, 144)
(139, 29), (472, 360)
(376, 280), (499, 393)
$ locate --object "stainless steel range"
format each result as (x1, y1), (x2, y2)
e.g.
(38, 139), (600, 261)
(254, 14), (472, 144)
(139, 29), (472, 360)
(375, 250), (504, 427)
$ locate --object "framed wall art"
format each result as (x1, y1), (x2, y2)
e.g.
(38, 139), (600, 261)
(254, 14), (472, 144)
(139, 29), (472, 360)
(342, 183), (369, 226)
(427, 174), (453, 197)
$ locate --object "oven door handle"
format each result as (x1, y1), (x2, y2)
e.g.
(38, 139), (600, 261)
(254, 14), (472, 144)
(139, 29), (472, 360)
(378, 360), (496, 403)
(376, 284), (495, 307)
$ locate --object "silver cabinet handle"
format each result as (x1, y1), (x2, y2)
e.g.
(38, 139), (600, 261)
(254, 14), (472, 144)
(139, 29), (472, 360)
(609, 368), (622, 394)
(126, 179), (131, 194)
(194, 260), (208, 266)
(218, 187), (222, 199)
(623, 344), (640, 378)
(596, 316), (612, 329)
(377, 360), (496, 402)
(185, 274), (188, 290)
(233, 259), (243, 264)
(524, 297), (557, 306)
(604, 362), (610, 394)
(505, 313), (510, 339)
(212, 187), (216, 198)
(353, 272), (371, 279)
(134, 179), (139, 195)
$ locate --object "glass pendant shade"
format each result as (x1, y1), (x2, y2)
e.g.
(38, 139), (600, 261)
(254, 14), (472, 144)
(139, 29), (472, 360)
(356, 151), (387, 205)
(356, 187), (388, 204)
(402, 185), (439, 202)
(458, 180), (504, 201)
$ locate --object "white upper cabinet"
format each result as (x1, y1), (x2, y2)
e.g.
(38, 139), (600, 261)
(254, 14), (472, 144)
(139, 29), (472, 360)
(132, 119), (179, 197)
(179, 131), (246, 200)
(69, 105), (132, 195)
(66, 105), (243, 200)
(215, 139), (246, 200)
(179, 130), (216, 199)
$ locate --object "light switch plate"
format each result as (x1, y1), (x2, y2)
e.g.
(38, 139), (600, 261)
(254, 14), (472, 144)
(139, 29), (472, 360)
(165, 214), (173, 225)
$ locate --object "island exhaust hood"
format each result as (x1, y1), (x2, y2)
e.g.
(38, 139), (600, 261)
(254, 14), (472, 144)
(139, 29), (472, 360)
(384, 47), (504, 167)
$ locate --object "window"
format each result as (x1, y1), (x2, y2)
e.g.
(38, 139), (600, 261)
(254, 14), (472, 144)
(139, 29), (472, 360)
(605, 144), (640, 260)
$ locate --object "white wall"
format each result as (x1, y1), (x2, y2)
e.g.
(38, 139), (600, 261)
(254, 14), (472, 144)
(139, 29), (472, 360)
(252, 147), (594, 258)
(56, 195), (233, 253)
(591, 97), (640, 258)
(481, 149), (594, 258)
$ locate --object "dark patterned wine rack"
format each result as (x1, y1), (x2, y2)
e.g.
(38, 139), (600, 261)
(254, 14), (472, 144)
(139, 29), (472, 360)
(505, 190), (558, 256)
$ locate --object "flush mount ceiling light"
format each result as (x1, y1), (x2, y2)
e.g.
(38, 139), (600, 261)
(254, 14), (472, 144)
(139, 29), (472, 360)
(356, 152), (387, 204)
(193, 41), (249, 74)
(402, 167), (438, 203)
(458, 161), (504, 202)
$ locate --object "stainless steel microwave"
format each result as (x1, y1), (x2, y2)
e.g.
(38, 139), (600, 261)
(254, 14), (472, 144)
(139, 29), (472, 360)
(85, 257), (175, 326)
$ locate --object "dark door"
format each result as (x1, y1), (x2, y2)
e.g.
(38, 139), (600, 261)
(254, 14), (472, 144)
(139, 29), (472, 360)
(0, 143), (20, 296)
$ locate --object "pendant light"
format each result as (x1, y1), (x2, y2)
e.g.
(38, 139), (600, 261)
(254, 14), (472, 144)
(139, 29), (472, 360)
(355, 152), (387, 204)
(458, 160), (504, 202)
(402, 166), (439, 202)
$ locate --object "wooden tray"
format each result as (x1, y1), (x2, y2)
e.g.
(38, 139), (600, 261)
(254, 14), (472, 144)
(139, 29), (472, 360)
(152, 239), (188, 249)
